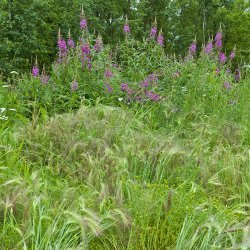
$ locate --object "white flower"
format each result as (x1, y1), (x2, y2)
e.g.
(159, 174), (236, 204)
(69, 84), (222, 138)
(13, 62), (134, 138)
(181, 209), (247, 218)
(0, 108), (6, 114)
(118, 97), (123, 102)
(0, 116), (8, 120)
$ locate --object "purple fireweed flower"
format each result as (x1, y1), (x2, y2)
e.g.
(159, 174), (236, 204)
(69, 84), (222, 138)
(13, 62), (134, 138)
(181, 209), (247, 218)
(223, 82), (231, 90)
(112, 63), (119, 68)
(215, 32), (222, 49)
(204, 41), (213, 54)
(40, 67), (49, 84)
(146, 90), (161, 101)
(141, 79), (149, 88)
(123, 23), (130, 34)
(58, 39), (67, 52)
(71, 80), (78, 91)
(189, 42), (197, 55)
(235, 69), (241, 81)
(81, 43), (90, 55)
(40, 74), (49, 84)
(32, 66), (39, 77)
(148, 73), (158, 82)
(105, 70), (113, 78)
(87, 63), (92, 70)
(157, 33), (164, 47)
(135, 95), (143, 102)
(80, 19), (88, 30)
(229, 50), (235, 60)
(120, 83), (129, 91)
(216, 68), (220, 75)
(67, 38), (75, 49)
(150, 25), (157, 39)
(127, 88), (133, 95)
(219, 52), (227, 64)
(93, 36), (103, 52)
(106, 83), (113, 93)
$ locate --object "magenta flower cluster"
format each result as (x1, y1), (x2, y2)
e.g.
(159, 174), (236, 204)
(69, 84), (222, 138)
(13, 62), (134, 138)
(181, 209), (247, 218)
(215, 32), (222, 49)
(32, 66), (39, 77)
(123, 24), (130, 34)
(150, 25), (157, 39)
(189, 42), (197, 55)
(80, 19), (88, 30)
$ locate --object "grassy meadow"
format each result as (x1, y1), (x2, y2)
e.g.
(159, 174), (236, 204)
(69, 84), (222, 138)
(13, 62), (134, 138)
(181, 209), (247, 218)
(0, 16), (250, 249)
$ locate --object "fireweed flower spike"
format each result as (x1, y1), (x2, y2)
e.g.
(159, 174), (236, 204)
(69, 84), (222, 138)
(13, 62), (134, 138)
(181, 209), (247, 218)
(57, 29), (68, 59)
(219, 52), (227, 64)
(40, 65), (49, 84)
(123, 16), (130, 35)
(32, 56), (39, 77)
(67, 29), (75, 49)
(157, 29), (164, 47)
(150, 17), (157, 39)
(204, 41), (213, 54)
(105, 69), (113, 78)
(229, 46), (236, 60)
(223, 82), (232, 90)
(71, 79), (78, 91)
(215, 28), (222, 49)
(189, 38), (197, 55)
(94, 35), (103, 52)
(80, 7), (88, 30)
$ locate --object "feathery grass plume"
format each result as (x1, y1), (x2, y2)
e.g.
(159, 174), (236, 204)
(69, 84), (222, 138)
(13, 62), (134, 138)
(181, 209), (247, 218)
(32, 56), (39, 77)
(157, 28), (164, 47)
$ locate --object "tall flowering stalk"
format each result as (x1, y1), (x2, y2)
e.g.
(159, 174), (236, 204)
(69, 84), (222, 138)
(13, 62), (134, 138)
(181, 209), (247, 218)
(80, 7), (88, 30)
(40, 65), (50, 84)
(57, 29), (68, 61)
(32, 56), (39, 77)
(81, 42), (92, 70)
(149, 17), (157, 39)
(215, 28), (222, 49)
(204, 40), (213, 54)
(94, 35), (103, 52)
(67, 29), (75, 49)
(71, 79), (78, 91)
(219, 52), (227, 64)
(189, 38), (197, 55)
(157, 28), (164, 47)
(229, 46), (236, 60)
(123, 16), (130, 35)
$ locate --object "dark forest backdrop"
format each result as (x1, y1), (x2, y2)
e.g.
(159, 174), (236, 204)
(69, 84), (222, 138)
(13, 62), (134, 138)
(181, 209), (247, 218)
(0, 0), (249, 76)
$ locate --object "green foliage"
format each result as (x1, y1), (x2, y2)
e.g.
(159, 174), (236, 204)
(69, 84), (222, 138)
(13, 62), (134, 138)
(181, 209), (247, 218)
(0, 0), (249, 76)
